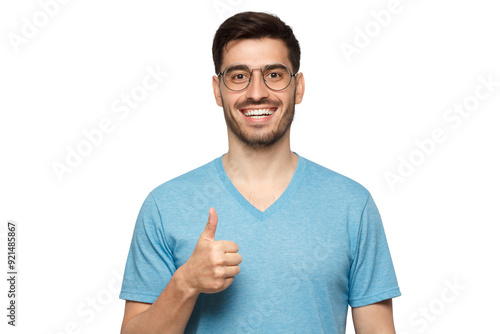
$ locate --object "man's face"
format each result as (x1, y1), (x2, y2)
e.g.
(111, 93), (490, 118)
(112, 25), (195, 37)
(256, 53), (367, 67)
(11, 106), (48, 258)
(212, 38), (304, 148)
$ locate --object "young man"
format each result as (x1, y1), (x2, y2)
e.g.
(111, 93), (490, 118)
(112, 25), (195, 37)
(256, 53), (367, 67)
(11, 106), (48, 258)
(119, 11), (400, 333)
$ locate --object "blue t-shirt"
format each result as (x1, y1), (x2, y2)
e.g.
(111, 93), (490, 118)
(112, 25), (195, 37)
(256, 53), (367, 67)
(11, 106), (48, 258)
(120, 153), (401, 333)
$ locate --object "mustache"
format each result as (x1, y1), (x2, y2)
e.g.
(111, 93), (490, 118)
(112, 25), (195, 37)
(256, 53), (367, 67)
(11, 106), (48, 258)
(236, 99), (280, 109)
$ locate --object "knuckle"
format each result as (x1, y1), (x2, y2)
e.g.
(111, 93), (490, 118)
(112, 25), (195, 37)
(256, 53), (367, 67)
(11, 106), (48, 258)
(212, 256), (224, 266)
(213, 267), (225, 278)
(212, 280), (225, 291)
(208, 247), (223, 262)
(212, 242), (224, 253)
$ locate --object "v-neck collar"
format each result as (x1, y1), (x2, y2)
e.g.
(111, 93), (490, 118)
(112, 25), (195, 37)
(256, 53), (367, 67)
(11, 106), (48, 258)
(215, 152), (306, 221)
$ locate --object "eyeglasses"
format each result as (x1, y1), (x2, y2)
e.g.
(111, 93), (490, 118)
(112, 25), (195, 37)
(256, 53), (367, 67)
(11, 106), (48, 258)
(218, 63), (297, 91)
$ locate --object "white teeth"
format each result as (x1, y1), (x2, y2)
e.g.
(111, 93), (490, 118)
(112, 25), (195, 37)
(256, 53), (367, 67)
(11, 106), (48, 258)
(242, 109), (275, 116)
(246, 115), (270, 119)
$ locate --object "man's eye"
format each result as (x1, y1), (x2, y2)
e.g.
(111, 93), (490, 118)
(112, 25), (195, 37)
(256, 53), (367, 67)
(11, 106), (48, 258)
(266, 72), (283, 80)
(230, 72), (249, 81)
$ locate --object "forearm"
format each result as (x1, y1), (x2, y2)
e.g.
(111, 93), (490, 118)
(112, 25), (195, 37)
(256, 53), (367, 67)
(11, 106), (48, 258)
(121, 268), (199, 334)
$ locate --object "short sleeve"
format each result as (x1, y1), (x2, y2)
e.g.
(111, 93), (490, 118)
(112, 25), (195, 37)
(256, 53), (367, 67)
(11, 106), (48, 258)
(348, 194), (401, 307)
(119, 192), (177, 303)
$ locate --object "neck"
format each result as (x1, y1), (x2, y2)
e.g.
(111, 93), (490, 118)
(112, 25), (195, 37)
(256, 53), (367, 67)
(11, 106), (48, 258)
(222, 132), (298, 185)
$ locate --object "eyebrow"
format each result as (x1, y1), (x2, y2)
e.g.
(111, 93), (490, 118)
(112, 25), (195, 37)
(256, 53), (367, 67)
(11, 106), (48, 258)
(265, 64), (288, 71)
(225, 64), (248, 73)
(223, 63), (289, 74)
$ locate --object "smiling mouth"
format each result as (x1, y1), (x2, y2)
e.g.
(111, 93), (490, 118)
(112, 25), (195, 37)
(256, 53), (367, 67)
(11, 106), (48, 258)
(239, 108), (277, 118)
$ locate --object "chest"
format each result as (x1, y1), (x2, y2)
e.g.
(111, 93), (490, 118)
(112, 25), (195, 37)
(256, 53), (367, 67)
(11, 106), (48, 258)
(235, 182), (289, 212)
(169, 204), (354, 288)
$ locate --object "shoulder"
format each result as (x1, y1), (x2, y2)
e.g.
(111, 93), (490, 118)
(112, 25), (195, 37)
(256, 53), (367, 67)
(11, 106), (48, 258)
(137, 157), (225, 233)
(144, 157), (226, 218)
(300, 155), (371, 204)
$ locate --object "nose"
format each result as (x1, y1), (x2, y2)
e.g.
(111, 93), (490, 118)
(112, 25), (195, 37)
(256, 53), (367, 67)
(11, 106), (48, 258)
(245, 69), (270, 101)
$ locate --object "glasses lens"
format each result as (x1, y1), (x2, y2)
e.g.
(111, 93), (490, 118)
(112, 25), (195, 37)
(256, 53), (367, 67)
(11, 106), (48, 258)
(264, 64), (292, 91)
(223, 64), (251, 91)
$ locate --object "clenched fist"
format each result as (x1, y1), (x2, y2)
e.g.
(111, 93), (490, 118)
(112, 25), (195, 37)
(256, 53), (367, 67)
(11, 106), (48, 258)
(180, 207), (242, 294)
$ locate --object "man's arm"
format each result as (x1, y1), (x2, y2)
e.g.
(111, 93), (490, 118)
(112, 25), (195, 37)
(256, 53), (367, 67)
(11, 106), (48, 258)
(352, 299), (396, 334)
(120, 207), (242, 334)
(120, 267), (199, 334)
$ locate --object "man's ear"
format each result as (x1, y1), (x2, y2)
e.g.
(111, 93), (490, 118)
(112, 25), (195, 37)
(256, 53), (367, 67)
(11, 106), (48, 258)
(212, 75), (223, 107)
(294, 72), (305, 104)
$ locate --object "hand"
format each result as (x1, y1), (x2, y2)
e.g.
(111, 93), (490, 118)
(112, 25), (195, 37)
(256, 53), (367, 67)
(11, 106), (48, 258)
(180, 207), (242, 294)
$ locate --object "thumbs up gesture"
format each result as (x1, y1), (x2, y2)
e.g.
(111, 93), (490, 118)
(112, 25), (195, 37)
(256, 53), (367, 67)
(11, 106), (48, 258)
(180, 207), (242, 294)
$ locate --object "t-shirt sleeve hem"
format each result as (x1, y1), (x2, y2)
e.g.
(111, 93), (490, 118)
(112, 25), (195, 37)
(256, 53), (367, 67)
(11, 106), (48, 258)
(119, 291), (159, 304)
(349, 287), (401, 308)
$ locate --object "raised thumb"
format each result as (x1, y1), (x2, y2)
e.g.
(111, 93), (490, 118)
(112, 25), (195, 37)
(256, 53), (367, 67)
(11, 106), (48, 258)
(201, 207), (218, 241)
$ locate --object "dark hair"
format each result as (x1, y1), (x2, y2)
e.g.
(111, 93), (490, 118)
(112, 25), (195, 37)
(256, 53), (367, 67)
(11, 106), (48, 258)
(212, 11), (301, 74)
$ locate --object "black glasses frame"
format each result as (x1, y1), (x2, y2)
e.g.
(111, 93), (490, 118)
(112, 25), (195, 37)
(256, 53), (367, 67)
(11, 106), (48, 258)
(217, 63), (297, 92)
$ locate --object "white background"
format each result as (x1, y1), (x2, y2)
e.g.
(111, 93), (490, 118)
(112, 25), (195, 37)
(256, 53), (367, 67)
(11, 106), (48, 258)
(1, 0), (499, 333)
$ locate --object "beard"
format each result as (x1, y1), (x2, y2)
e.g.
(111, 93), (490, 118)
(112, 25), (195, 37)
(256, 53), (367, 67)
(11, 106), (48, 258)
(221, 96), (296, 148)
